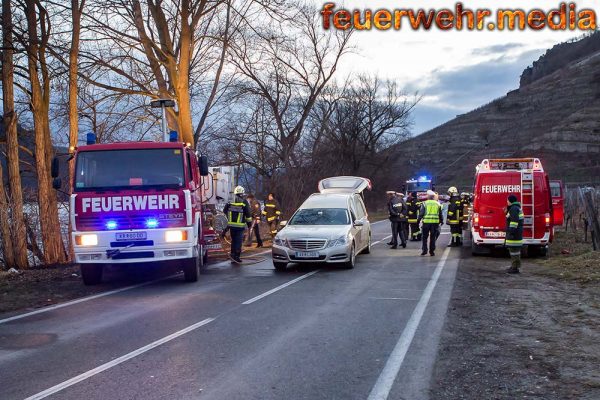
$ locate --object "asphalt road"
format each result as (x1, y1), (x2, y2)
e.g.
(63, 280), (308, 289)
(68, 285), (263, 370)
(0, 220), (461, 400)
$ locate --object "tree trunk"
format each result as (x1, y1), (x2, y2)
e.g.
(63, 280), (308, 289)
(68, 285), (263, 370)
(2, 0), (29, 269)
(67, 0), (84, 260)
(25, 0), (66, 265)
(0, 164), (15, 268)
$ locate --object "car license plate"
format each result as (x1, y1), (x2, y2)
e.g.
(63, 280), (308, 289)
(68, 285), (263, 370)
(295, 251), (318, 258)
(116, 232), (147, 241)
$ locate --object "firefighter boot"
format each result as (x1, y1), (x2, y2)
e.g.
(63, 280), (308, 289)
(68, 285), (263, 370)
(505, 254), (520, 274)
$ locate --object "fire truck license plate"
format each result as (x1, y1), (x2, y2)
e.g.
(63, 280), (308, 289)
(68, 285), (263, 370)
(116, 232), (147, 241)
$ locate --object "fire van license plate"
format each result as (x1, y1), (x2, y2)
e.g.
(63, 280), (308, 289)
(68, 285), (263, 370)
(295, 251), (318, 258)
(484, 231), (505, 238)
(116, 232), (147, 241)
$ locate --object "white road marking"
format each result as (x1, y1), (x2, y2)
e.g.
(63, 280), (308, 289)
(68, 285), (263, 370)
(367, 246), (451, 400)
(372, 235), (392, 246)
(0, 276), (177, 325)
(242, 270), (319, 305)
(0, 249), (273, 325)
(368, 297), (419, 301)
(24, 318), (215, 400)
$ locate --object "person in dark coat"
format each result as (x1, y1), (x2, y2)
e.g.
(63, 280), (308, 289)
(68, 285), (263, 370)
(245, 194), (263, 248)
(388, 191), (407, 249)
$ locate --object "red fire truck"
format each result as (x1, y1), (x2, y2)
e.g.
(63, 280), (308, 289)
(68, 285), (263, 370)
(52, 138), (213, 285)
(470, 158), (557, 257)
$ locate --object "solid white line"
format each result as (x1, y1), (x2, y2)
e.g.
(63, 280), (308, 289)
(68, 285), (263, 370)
(0, 275), (178, 325)
(372, 235), (392, 246)
(242, 270), (319, 305)
(367, 246), (451, 400)
(24, 317), (215, 400)
(0, 249), (273, 325)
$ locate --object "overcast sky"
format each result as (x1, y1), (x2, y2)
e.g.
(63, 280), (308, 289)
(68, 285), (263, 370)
(334, 0), (598, 135)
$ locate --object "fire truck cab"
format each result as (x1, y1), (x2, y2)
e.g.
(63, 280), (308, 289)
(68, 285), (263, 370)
(55, 139), (212, 285)
(470, 158), (554, 257)
(404, 176), (434, 201)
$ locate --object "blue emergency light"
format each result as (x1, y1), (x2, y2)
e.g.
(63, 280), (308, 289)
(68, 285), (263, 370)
(169, 131), (178, 142)
(86, 132), (96, 145)
(146, 219), (159, 228)
(418, 176), (429, 182)
(105, 220), (118, 230)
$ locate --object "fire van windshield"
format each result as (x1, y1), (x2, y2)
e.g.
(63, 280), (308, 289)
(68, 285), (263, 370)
(74, 149), (185, 192)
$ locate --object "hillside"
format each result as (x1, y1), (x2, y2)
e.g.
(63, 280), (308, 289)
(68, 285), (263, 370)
(390, 37), (600, 191)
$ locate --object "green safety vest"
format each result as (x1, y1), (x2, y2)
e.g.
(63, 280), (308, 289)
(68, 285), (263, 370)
(422, 200), (441, 224)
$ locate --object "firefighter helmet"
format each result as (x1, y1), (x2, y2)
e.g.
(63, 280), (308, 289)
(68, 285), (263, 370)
(448, 186), (458, 195)
(234, 186), (245, 195)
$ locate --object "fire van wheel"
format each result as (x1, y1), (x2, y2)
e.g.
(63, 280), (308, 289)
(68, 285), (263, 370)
(202, 249), (209, 266)
(183, 254), (201, 282)
(471, 241), (488, 256)
(80, 263), (104, 285)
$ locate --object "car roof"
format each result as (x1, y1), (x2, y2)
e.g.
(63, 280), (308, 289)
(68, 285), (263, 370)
(300, 193), (352, 209)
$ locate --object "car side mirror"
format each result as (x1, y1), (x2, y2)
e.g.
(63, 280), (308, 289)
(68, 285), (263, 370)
(51, 156), (60, 178)
(198, 155), (209, 176)
(52, 177), (62, 190)
(353, 220), (364, 227)
(279, 220), (288, 227)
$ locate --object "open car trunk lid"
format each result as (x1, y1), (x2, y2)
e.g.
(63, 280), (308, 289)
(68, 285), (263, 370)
(318, 176), (372, 194)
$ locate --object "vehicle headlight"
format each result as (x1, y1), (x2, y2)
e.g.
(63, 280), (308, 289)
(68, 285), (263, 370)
(76, 234), (98, 246)
(273, 237), (287, 247)
(327, 235), (349, 248)
(165, 230), (187, 242)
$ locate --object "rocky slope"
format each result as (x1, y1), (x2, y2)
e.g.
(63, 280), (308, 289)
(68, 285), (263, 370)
(390, 38), (600, 191)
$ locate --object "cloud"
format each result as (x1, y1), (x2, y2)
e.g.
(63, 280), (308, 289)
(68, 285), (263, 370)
(471, 43), (525, 56)
(410, 48), (545, 134)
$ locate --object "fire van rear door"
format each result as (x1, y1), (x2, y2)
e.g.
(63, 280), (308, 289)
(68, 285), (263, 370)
(550, 180), (564, 226)
(318, 176), (372, 194)
(476, 172), (521, 239)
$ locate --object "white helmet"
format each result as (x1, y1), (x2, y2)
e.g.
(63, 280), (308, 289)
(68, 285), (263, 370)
(448, 186), (458, 195)
(426, 190), (436, 197)
(234, 185), (245, 195)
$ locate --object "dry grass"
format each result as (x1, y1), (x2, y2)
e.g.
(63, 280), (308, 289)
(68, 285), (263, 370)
(534, 229), (600, 284)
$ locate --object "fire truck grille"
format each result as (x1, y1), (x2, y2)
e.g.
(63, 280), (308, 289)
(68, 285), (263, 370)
(288, 239), (327, 251)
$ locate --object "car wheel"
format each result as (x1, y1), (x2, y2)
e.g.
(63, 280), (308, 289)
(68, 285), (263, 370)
(343, 244), (356, 269)
(81, 263), (104, 285)
(361, 233), (371, 254)
(273, 261), (287, 271)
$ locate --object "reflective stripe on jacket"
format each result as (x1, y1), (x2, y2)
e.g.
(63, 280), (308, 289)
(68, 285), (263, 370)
(262, 200), (281, 221)
(224, 199), (252, 228)
(505, 202), (524, 247)
(419, 200), (443, 224)
(447, 197), (462, 225)
(406, 198), (421, 223)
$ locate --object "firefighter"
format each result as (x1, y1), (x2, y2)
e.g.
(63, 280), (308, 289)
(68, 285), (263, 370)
(397, 192), (410, 241)
(505, 194), (524, 274)
(386, 191), (396, 245)
(460, 192), (471, 230)
(406, 191), (422, 241)
(223, 186), (252, 263)
(446, 187), (463, 247)
(418, 190), (444, 256)
(388, 191), (407, 248)
(245, 193), (263, 248)
(263, 192), (282, 239)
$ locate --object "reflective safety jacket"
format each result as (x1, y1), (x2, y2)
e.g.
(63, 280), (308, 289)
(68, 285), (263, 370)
(224, 197), (252, 228)
(446, 196), (462, 225)
(505, 202), (524, 247)
(262, 199), (282, 222)
(406, 197), (421, 223)
(418, 199), (443, 225)
(460, 196), (471, 222)
(388, 196), (408, 222)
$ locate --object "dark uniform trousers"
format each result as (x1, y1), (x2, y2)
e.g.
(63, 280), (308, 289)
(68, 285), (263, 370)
(422, 224), (439, 254)
(230, 227), (245, 258)
(391, 221), (407, 246)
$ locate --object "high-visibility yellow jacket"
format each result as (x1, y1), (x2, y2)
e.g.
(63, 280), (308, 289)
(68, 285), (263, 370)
(418, 199), (443, 225)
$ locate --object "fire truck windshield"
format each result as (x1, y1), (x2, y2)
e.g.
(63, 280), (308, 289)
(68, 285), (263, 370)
(74, 149), (185, 191)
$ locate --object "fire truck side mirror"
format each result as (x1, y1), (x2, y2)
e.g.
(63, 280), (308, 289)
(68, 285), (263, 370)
(199, 155), (209, 176)
(52, 177), (62, 190)
(51, 157), (60, 178)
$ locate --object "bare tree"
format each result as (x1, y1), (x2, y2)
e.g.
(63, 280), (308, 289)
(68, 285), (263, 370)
(2, 0), (30, 268)
(16, 0), (66, 264)
(308, 74), (418, 176)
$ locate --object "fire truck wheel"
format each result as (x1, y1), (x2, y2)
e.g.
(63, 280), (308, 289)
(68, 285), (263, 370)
(80, 264), (104, 285)
(202, 248), (209, 266)
(183, 255), (200, 282)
